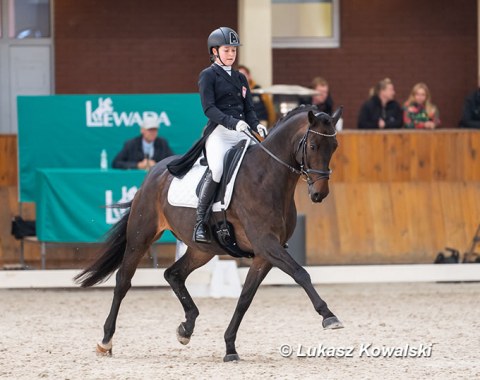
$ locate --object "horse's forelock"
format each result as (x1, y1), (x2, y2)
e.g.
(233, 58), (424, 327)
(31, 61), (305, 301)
(314, 112), (332, 124)
(311, 111), (336, 136)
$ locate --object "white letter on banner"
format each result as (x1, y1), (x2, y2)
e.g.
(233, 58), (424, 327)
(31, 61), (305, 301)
(157, 111), (171, 127)
(113, 112), (131, 127)
(86, 101), (101, 127)
(103, 113), (114, 127)
(105, 190), (118, 224)
(131, 112), (143, 126)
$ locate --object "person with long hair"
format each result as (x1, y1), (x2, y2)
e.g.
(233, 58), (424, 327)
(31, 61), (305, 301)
(403, 82), (441, 129)
(357, 78), (403, 129)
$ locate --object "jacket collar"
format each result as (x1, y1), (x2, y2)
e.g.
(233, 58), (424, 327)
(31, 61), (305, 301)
(211, 63), (243, 90)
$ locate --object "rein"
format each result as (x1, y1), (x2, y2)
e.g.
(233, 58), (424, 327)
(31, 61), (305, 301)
(244, 119), (337, 184)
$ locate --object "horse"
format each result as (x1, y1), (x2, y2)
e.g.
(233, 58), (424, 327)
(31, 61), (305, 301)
(75, 105), (344, 362)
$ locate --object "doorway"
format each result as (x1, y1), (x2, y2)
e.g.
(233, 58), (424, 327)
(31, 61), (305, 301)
(0, 0), (53, 134)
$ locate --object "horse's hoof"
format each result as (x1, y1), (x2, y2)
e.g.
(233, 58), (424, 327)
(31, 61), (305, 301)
(322, 316), (344, 330)
(176, 323), (191, 345)
(223, 353), (241, 362)
(96, 341), (113, 356)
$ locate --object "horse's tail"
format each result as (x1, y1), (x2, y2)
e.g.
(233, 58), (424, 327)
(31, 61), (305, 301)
(74, 202), (131, 288)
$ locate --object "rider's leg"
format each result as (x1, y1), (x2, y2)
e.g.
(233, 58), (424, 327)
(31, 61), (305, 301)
(193, 169), (219, 243)
(193, 126), (244, 243)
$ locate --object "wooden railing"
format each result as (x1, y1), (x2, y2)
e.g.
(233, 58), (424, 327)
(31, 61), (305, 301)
(1, 130), (479, 266)
(296, 129), (480, 264)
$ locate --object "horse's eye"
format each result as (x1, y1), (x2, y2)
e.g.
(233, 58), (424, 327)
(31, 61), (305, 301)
(309, 144), (316, 150)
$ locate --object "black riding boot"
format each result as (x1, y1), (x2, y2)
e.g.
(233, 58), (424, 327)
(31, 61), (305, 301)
(193, 170), (219, 243)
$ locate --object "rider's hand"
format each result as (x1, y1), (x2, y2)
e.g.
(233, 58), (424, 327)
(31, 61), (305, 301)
(257, 124), (268, 138)
(236, 120), (249, 133)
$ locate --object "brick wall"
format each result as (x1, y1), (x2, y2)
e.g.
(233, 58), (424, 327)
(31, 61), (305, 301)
(55, 0), (477, 129)
(54, 0), (238, 93)
(273, 0), (478, 129)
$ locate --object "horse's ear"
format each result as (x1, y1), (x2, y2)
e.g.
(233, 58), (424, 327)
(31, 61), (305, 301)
(308, 110), (316, 124)
(332, 106), (343, 125)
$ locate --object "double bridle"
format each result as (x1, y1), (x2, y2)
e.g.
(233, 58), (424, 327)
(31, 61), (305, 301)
(245, 120), (337, 185)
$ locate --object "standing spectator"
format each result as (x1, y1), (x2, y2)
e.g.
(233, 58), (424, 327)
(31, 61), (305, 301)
(238, 64), (276, 128)
(310, 76), (334, 115)
(112, 116), (173, 170)
(459, 87), (480, 129)
(403, 83), (441, 129)
(357, 78), (403, 129)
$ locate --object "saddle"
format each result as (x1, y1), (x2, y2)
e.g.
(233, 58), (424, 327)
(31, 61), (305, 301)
(197, 140), (254, 259)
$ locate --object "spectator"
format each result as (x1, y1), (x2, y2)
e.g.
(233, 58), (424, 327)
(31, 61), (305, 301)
(303, 76), (334, 115)
(403, 82), (440, 129)
(112, 116), (173, 170)
(357, 78), (403, 129)
(238, 64), (276, 128)
(459, 87), (480, 129)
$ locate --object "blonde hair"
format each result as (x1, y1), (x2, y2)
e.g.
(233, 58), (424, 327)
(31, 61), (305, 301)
(406, 82), (437, 115)
(369, 78), (393, 97)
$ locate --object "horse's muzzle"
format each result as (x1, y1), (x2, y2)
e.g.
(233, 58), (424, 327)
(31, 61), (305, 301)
(309, 181), (329, 203)
(310, 191), (328, 203)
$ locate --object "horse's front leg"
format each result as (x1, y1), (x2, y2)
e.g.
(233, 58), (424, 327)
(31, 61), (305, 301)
(258, 234), (343, 329)
(223, 256), (272, 362)
(164, 247), (214, 345)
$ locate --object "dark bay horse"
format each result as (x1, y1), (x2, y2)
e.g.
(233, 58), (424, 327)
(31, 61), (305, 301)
(75, 105), (344, 362)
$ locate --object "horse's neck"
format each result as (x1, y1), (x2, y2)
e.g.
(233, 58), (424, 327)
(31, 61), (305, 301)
(249, 116), (305, 198)
(264, 116), (306, 168)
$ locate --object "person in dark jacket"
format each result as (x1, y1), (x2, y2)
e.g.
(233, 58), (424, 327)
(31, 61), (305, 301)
(167, 26), (267, 244)
(112, 116), (173, 169)
(300, 76), (334, 115)
(238, 64), (276, 128)
(459, 88), (480, 129)
(357, 78), (403, 129)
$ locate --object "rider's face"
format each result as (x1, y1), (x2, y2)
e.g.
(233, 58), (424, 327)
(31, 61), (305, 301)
(214, 45), (237, 66)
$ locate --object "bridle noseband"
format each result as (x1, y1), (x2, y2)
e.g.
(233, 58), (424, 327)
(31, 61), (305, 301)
(296, 127), (337, 185)
(244, 115), (337, 185)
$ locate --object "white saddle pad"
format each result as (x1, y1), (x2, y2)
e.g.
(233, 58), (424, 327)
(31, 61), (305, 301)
(167, 143), (249, 211)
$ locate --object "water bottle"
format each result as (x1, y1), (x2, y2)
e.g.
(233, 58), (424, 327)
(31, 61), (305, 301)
(100, 149), (108, 170)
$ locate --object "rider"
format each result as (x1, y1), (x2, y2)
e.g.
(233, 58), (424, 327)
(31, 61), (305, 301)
(168, 27), (268, 244)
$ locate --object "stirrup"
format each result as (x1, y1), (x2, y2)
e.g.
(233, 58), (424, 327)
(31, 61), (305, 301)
(193, 221), (211, 244)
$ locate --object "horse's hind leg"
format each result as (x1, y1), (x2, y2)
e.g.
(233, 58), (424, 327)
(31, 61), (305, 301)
(164, 247), (214, 345)
(223, 256), (272, 362)
(97, 203), (161, 356)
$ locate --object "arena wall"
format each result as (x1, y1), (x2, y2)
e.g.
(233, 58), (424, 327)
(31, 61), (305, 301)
(1, 130), (479, 267)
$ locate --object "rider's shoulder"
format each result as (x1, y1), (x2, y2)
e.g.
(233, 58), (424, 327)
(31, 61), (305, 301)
(199, 65), (217, 78)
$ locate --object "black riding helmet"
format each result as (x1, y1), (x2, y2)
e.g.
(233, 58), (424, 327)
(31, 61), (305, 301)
(207, 27), (241, 62)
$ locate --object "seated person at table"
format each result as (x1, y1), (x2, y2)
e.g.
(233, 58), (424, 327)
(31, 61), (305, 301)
(403, 82), (441, 129)
(459, 86), (480, 129)
(112, 117), (173, 169)
(357, 78), (403, 129)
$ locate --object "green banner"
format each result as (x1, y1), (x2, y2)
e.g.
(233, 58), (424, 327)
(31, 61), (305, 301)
(35, 168), (175, 243)
(18, 94), (206, 202)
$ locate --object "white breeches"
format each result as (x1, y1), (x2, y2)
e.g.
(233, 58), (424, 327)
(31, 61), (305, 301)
(205, 125), (251, 182)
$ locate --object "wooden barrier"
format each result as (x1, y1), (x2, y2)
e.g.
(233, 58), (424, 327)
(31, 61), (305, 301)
(296, 129), (480, 264)
(1, 130), (479, 267)
(332, 129), (480, 182)
(0, 135), (17, 187)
